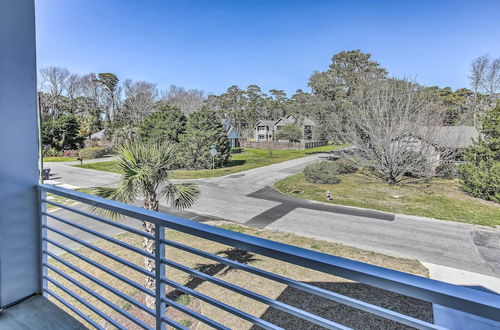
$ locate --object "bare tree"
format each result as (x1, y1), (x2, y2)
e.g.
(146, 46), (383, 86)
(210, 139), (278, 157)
(334, 78), (447, 184)
(122, 79), (158, 124)
(65, 74), (82, 113)
(160, 84), (207, 115)
(470, 55), (500, 124)
(38, 66), (70, 117)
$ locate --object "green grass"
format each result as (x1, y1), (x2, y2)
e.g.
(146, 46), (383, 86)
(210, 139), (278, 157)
(274, 172), (500, 227)
(43, 156), (77, 162)
(73, 145), (340, 179)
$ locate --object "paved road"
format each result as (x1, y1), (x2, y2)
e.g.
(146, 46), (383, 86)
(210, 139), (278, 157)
(45, 154), (500, 277)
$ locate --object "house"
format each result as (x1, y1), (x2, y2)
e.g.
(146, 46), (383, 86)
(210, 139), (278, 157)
(400, 126), (479, 166)
(253, 115), (316, 142)
(222, 119), (241, 147)
(420, 125), (479, 163)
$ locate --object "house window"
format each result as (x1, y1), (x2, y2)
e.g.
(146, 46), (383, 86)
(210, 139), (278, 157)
(258, 134), (265, 140)
(258, 126), (266, 131)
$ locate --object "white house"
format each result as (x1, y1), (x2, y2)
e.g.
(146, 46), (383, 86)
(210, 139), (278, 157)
(253, 115), (316, 142)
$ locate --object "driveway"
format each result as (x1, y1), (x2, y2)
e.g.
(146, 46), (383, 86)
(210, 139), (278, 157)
(45, 154), (500, 278)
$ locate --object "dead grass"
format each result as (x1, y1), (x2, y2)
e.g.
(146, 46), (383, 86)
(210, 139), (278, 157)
(47, 221), (432, 329)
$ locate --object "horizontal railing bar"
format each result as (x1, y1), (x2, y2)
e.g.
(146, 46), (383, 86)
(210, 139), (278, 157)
(46, 263), (152, 329)
(161, 258), (350, 330)
(43, 224), (153, 278)
(45, 276), (123, 329)
(43, 211), (154, 259)
(45, 250), (155, 317)
(161, 296), (229, 330)
(162, 239), (440, 330)
(43, 198), (153, 239)
(44, 237), (154, 297)
(44, 288), (103, 330)
(38, 184), (500, 322)
(162, 278), (282, 330)
(160, 316), (188, 330)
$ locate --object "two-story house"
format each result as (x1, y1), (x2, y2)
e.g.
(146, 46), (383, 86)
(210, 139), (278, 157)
(253, 115), (316, 141)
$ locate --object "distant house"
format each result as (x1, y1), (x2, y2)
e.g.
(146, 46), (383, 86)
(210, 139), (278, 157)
(401, 126), (479, 165)
(425, 126), (479, 163)
(222, 119), (241, 148)
(253, 115), (316, 142)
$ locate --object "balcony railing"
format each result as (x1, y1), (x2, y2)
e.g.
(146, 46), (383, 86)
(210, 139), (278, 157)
(38, 184), (500, 329)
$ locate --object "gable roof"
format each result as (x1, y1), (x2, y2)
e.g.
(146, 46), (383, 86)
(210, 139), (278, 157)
(227, 126), (240, 139)
(254, 120), (275, 128)
(417, 126), (479, 148)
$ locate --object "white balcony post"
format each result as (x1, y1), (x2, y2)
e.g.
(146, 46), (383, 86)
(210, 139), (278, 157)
(0, 0), (38, 307)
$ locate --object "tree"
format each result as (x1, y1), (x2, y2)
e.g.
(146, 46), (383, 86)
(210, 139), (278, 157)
(179, 107), (231, 169)
(96, 73), (119, 124)
(276, 123), (303, 142)
(137, 104), (186, 143)
(42, 115), (84, 151)
(161, 85), (207, 115)
(459, 104), (500, 202)
(39, 66), (70, 118)
(470, 55), (500, 124)
(309, 50), (388, 142)
(122, 79), (158, 124)
(335, 78), (445, 185)
(96, 142), (200, 308)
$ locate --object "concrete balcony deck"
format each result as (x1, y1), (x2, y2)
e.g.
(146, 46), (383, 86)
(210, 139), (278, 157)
(0, 296), (84, 330)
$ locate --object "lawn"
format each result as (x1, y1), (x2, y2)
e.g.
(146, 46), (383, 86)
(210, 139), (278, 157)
(43, 156), (77, 162)
(47, 221), (431, 329)
(73, 145), (339, 179)
(274, 172), (500, 227)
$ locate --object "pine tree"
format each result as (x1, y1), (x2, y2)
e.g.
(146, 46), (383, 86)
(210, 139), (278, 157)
(179, 107), (230, 169)
(460, 104), (500, 202)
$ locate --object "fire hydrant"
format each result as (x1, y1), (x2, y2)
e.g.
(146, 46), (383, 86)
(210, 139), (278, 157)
(325, 190), (331, 201)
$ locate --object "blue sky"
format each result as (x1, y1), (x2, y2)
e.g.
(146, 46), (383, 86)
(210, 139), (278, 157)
(35, 0), (500, 95)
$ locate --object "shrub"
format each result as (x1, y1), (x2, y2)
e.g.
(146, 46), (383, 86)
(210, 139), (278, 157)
(62, 150), (79, 157)
(78, 147), (107, 159)
(460, 163), (500, 202)
(304, 161), (341, 184)
(43, 147), (62, 157)
(435, 163), (457, 179)
(333, 158), (358, 174)
(230, 147), (243, 154)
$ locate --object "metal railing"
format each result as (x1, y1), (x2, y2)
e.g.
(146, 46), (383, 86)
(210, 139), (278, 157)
(38, 184), (500, 329)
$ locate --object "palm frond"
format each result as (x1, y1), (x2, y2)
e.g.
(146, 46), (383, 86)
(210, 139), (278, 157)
(93, 185), (135, 219)
(162, 183), (200, 209)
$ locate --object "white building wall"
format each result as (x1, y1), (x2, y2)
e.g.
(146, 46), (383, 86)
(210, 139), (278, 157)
(0, 0), (39, 307)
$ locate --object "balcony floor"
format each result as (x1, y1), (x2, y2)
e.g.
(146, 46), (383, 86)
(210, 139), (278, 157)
(0, 295), (85, 330)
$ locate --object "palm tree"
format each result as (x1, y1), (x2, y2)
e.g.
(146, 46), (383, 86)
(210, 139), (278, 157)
(96, 142), (200, 307)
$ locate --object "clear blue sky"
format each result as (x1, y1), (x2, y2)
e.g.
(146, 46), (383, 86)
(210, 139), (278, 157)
(35, 0), (500, 95)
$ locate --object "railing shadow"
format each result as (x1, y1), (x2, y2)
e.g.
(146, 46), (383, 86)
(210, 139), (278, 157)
(250, 282), (433, 330)
(167, 248), (259, 301)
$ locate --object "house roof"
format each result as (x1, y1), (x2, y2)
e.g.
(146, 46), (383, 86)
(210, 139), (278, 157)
(227, 126), (240, 139)
(90, 129), (105, 140)
(255, 120), (275, 127)
(418, 126), (479, 149)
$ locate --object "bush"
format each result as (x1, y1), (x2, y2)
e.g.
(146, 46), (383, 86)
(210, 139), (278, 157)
(460, 163), (500, 202)
(333, 158), (358, 174)
(304, 161), (341, 184)
(78, 147), (107, 159)
(435, 163), (458, 179)
(230, 147), (243, 154)
(43, 147), (62, 157)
